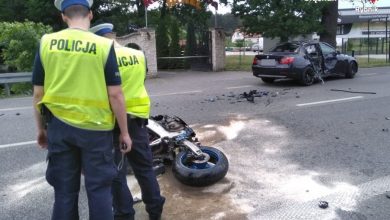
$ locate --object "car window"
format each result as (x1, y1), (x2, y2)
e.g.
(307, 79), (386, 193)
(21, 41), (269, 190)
(305, 45), (318, 55)
(271, 43), (300, 53)
(320, 42), (335, 55)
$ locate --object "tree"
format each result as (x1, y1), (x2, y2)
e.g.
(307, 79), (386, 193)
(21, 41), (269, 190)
(0, 0), (63, 30)
(208, 13), (242, 35)
(231, 0), (324, 42)
(0, 21), (52, 71)
(185, 20), (196, 56)
(156, 17), (170, 68)
(320, 0), (338, 47)
(169, 18), (181, 68)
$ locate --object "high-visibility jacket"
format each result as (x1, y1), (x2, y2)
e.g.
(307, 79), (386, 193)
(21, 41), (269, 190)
(38, 29), (115, 131)
(115, 46), (150, 119)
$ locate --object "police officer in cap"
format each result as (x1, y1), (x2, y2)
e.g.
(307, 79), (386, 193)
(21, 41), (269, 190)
(32, 1), (132, 220)
(90, 23), (165, 220)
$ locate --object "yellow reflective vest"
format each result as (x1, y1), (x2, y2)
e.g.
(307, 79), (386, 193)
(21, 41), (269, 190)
(115, 46), (150, 119)
(38, 29), (116, 131)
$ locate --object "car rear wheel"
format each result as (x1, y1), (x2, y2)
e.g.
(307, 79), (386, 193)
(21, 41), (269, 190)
(345, 61), (357, 79)
(261, 77), (275, 83)
(299, 67), (315, 86)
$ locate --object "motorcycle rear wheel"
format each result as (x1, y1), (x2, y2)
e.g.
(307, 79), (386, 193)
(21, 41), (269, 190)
(172, 146), (229, 187)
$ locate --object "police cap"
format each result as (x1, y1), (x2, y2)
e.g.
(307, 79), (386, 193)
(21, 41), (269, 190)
(90, 23), (114, 36)
(54, 0), (93, 12)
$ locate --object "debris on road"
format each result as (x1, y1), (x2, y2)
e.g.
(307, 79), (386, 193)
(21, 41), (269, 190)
(330, 89), (377, 95)
(335, 137), (340, 139)
(318, 201), (329, 209)
(386, 192), (390, 199)
(0, 113), (4, 117)
(202, 89), (290, 106)
(382, 128), (389, 132)
(15, 113), (20, 116)
(385, 117), (390, 120)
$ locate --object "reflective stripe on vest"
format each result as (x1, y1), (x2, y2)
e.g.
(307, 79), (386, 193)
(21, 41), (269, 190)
(39, 29), (115, 130)
(115, 46), (150, 119)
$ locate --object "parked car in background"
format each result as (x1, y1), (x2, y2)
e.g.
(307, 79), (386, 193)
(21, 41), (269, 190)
(252, 38), (264, 52)
(252, 41), (358, 86)
(251, 44), (263, 52)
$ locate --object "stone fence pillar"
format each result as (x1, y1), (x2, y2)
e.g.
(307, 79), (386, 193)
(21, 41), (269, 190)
(117, 28), (157, 77)
(210, 28), (225, 71)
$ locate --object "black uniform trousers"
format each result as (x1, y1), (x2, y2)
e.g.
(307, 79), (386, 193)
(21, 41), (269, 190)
(46, 116), (117, 220)
(112, 116), (165, 220)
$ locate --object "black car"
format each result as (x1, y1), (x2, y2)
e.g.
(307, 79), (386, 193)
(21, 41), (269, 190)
(252, 41), (358, 86)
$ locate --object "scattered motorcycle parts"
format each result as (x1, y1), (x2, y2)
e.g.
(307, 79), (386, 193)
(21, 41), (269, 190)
(145, 115), (229, 186)
(318, 201), (329, 209)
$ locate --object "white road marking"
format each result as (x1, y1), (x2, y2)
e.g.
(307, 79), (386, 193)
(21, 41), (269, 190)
(0, 106), (32, 112)
(225, 85), (253, 90)
(150, 90), (202, 97)
(0, 141), (36, 149)
(296, 96), (363, 107)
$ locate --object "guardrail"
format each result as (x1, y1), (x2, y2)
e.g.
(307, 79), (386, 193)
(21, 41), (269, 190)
(0, 72), (32, 96)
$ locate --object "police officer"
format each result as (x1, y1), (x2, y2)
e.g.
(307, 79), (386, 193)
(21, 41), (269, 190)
(90, 23), (165, 220)
(32, 1), (132, 220)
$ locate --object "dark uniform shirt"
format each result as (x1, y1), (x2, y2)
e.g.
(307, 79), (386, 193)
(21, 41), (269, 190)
(32, 45), (121, 86)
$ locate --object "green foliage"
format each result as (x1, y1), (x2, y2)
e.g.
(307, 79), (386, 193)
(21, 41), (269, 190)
(169, 18), (182, 68)
(11, 83), (33, 95)
(185, 21), (196, 56)
(235, 39), (244, 48)
(156, 17), (170, 69)
(232, 0), (327, 42)
(209, 14), (242, 35)
(0, 0), (63, 30)
(92, 0), (139, 35)
(0, 21), (52, 71)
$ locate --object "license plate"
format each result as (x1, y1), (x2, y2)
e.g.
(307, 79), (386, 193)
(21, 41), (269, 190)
(260, 59), (276, 66)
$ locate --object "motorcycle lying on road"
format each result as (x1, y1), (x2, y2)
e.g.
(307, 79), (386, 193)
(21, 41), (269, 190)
(128, 115), (229, 187)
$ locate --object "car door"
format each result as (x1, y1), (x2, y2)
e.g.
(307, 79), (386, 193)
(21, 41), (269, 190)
(304, 44), (322, 73)
(319, 42), (339, 74)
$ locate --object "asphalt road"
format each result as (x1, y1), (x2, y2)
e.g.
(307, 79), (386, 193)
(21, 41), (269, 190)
(1, 67), (390, 220)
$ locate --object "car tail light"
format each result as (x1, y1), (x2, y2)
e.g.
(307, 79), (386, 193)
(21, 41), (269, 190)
(280, 57), (295, 64)
(252, 57), (258, 65)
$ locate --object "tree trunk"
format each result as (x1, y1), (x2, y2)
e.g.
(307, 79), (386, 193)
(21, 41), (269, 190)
(320, 0), (338, 47)
(160, 0), (167, 18)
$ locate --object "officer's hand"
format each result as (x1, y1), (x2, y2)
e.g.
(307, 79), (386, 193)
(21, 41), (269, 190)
(37, 129), (48, 149)
(120, 133), (132, 153)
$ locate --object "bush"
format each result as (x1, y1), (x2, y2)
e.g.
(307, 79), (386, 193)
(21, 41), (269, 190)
(11, 82), (33, 95)
(0, 21), (52, 71)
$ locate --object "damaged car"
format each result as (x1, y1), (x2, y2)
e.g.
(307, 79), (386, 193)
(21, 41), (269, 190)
(252, 41), (358, 86)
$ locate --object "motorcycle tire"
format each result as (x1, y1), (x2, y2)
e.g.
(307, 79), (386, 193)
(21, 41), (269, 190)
(172, 146), (229, 187)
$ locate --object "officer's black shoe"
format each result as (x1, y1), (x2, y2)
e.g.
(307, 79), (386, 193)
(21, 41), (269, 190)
(114, 214), (134, 220)
(149, 215), (161, 220)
